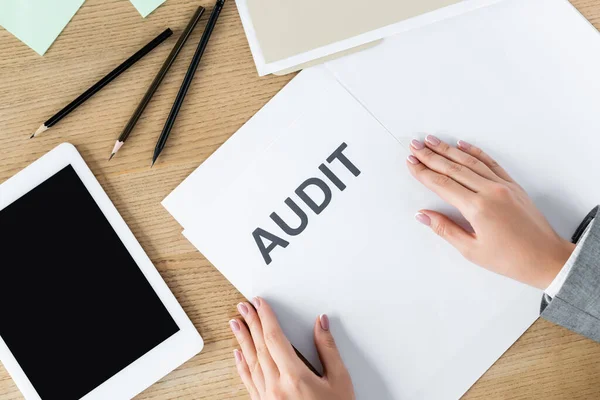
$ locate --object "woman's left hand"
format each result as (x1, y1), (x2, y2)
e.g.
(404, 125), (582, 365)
(229, 297), (355, 400)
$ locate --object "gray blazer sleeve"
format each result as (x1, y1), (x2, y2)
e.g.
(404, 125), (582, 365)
(541, 206), (600, 342)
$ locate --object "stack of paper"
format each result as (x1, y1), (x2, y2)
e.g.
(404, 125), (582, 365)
(164, 0), (600, 398)
(236, 0), (504, 75)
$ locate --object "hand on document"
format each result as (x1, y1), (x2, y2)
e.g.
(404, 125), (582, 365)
(228, 135), (579, 400)
(230, 297), (356, 400)
(407, 136), (576, 290)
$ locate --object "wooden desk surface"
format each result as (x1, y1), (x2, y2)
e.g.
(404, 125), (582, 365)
(1, 1), (599, 399)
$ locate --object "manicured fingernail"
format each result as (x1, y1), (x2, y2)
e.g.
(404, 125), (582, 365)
(415, 212), (431, 226)
(229, 319), (240, 332)
(320, 314), (330, 331)
(425, 135), (441, 146)
(252, 297), (261, 309)
(410, 139), (425, 150)
(407, 155), (420, 165)
(237, 302), (249, 316)
(234, 349), (243, 363)
(457, 140), (471, 150)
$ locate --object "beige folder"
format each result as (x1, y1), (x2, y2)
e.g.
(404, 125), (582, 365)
(246, 0), (461, 73)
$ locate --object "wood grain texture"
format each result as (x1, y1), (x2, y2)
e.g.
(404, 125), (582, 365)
(0, 1), (599, 399)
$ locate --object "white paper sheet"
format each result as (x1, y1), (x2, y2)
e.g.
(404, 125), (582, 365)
(322, 0), (600, 241)
(164, 0), (600, 398)
(179, 67), (542, 400)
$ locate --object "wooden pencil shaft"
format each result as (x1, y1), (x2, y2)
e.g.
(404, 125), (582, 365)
(155, 0), (225, 156)
(45, 28), (173, 128)
(118, 7), (206, 143)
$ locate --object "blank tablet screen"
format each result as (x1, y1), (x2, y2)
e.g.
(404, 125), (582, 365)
(0, 165), (180, 400)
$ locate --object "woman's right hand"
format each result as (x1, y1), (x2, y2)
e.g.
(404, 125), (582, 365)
(406, 136), (575, 289)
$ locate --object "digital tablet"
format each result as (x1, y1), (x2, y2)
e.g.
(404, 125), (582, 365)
(0, 143), (204, 400)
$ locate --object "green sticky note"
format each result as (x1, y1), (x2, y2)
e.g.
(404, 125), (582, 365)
(0, 0), (85, 56)
(130, 0), (166, 18)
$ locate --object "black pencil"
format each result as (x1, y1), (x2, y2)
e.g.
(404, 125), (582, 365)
(31, 28), (173, 139)
(151, 0), (226, 167)
(109, 7), (206, 161)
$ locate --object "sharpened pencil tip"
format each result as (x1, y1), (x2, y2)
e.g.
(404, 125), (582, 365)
(110, 141), (124, 158)
(31, 124), (48, 139)
(151, 160), (155, 168)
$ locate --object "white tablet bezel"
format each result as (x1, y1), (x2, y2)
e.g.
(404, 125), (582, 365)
(0, 143), (204, 400)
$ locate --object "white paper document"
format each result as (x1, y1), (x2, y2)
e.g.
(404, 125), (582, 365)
(163, 0), (600, 398)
